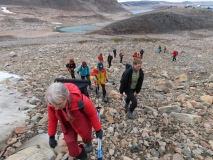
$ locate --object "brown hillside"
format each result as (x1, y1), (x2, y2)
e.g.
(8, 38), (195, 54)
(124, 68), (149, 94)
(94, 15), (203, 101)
(0, 0), (127, 13)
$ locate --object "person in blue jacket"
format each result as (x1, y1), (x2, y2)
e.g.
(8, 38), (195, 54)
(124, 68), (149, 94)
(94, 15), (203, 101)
(77, 61), (93, 89)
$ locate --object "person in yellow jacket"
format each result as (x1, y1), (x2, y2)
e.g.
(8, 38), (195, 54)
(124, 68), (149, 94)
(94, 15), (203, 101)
(90, 62), (108, 101)
(163, 46), (167, 53)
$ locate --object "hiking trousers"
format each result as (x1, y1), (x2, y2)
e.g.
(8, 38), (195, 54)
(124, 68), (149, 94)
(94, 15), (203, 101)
(173, 56), (176, 61)
(63, 122), (92, 158)
(125, 89), (137, 112)
(120, 57), (123, 63)
(96, 84), (106, 97)
(71, 70), (75, 79)
(113, 53), (116, 58)
(108, 60), (112, 68)
(81, 74), (92, 87)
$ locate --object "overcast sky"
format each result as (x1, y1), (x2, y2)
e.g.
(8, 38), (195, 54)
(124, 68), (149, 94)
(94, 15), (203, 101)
(117, 0), (212, 2)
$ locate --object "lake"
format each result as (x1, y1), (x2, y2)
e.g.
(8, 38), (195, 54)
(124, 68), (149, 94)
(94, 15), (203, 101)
(130, 9), (152, 14)
(57, 25), (99, 33)
(200, 6), (213, 9)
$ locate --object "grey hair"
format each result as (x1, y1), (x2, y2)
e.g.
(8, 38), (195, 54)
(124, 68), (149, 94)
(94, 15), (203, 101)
(45, 82), (70, 106)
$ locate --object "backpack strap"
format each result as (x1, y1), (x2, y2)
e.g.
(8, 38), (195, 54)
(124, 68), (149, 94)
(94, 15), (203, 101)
(79, 66), (82, 72)
(77, 94), (85, 113)
(67, 95), (85, 114)
(86, 66), (89, 74)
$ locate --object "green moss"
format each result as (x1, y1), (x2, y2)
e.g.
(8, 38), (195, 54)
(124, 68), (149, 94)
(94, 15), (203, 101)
(111, 38), (125, 42)
(78, 40), (88, 44)
(132, 38), (162, 43)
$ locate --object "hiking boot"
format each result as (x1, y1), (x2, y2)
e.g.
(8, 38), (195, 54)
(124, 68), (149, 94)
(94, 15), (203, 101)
(103, 96), (108, 102)
(124, 104), (129, 113)
(64, 157), (72, 160)
(76, 145), (88, 160)
(127, 110), (135, 119)
(85, 142), (93, 153)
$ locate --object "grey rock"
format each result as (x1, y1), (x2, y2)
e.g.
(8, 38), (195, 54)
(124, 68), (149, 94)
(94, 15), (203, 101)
(150, 148), (159, 157)
(158, 105), (181, 114)
(169, 112), (202, 125)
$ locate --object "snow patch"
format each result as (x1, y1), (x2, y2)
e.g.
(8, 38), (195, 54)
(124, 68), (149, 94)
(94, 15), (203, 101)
(1, 7), (16, 14)
(0, 71), (35, 147)
(51, 22), (62, 25)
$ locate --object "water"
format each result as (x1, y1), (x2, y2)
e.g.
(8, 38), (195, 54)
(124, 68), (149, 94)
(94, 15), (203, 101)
(200, 6), (213, 9)
(57, 25), (99, 33)
(131, 9), (152, 14)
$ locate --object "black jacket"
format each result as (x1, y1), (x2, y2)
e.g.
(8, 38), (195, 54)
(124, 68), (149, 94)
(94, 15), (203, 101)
(66, 63), (76, 69)
(107, 55), (113, 62)
(119, 67), (144, 94)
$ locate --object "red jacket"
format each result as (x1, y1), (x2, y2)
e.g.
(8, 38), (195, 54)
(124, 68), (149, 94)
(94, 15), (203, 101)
(98, 55), (103, 62)
(172, 51), (178, 57)
(48, 83), (101, 138)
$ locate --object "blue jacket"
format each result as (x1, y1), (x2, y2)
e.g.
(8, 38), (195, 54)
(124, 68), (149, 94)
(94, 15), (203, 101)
(77, 65), (90, 76)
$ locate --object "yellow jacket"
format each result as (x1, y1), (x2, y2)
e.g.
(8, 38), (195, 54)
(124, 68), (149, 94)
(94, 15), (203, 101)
(90, 66), (108, 85)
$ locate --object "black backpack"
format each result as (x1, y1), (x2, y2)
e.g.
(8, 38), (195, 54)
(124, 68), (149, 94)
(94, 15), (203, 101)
(54, 78), (91, 113)
(54, 78), (90, 98)
(121, 64), (132, 81)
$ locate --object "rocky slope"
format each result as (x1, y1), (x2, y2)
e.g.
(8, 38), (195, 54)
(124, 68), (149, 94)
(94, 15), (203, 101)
(92, 8), (213, 35)
(0, 0), (127, 13)
(0, 29), (213, 159)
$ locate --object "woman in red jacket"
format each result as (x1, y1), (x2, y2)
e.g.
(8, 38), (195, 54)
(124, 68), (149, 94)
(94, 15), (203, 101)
(172, 50), (178, 61)
(45, 82), (103, 160)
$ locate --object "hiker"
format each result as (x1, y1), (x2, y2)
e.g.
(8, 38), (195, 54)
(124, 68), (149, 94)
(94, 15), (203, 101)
(98, 54), (103, 63)
(90, 62), (108, 102)
(132, 52), (137, 58)
(140, 49), (144, 59)
(119, 51), (124, 63)
(133, 52), (141, 58)
(163, 46), (167, 53)
(120, 58), (144, 119)
(158, 45), (162, 53)
(45, 82), (103, 160)
(66, 58), (76, 79)
(172, 50), (178, 61)
(107, 52), (113, 68)
(77, 61), (93, 89)
(113, 49), (116, 58)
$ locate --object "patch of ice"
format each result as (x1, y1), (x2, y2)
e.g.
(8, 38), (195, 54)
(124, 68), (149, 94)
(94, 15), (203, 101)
(0, 71), (20, 82)
(51, 22), (62, 25)
(1, 7), (16, 14)
(0, 71), (35, 148)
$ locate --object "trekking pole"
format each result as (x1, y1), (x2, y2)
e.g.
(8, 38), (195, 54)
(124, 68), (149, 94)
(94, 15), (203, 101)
(121, 97), (126, 105)
(96, 93), (102, 160)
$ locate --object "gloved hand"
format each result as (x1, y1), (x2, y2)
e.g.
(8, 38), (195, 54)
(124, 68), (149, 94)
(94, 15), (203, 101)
(106, 79), (108, 83)
(96, 129), (103, 139)
(49, 136), (57, 148)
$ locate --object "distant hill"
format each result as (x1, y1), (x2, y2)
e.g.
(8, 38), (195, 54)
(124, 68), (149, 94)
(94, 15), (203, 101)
(92, 8), (213, 35)
(120, 1), (213, 10)
(0, 0), (127, 13)
(120, 1), (213, 7)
